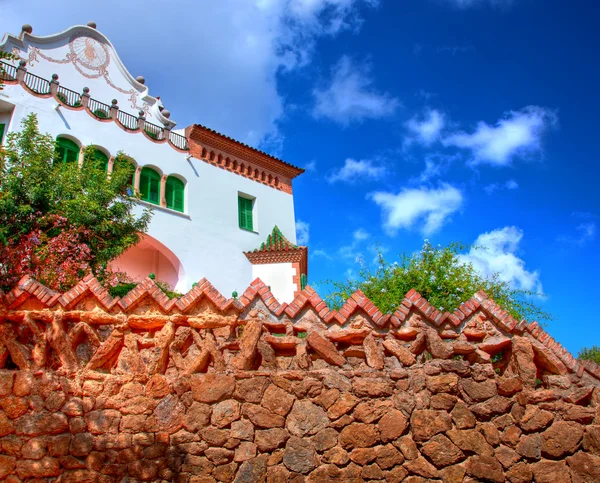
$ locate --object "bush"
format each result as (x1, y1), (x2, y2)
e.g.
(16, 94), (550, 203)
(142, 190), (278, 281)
(578, 346), (600, 365)
(325, 241), (551, 323)
(0, 114), (152, 291)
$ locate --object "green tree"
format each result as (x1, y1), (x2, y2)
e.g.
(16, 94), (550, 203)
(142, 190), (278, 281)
(325, 241), (551, 323)
(0, 113), (152, 291)
(578, 346), (600, 365)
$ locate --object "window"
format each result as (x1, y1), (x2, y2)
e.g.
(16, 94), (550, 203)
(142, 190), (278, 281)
(55, 137), (80, 164)
(113, 157), (135, 195)
(0, 124), (5, 145)
(166, 176), (184, 212)
(238, 195), (255, 231)
(89, 148), (109, 171)
(140, 167), (160, 204)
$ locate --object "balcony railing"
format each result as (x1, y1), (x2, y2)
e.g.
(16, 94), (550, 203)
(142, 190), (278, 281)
(169, 131), (188, 151)
(0, 60), (189, 152)
(0, 62), (17, 82)
(88, 98), (112, 120)
(117, 110), (138, 131)
(23, 71), (51, 95)
(56, 85), (82, 108)
(144, 120), (163, 140)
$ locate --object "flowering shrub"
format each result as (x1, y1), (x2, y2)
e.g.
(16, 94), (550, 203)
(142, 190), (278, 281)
(326, 240), (551, 322)
(0, 214), (94, 291)
(0, 114), (152, 292)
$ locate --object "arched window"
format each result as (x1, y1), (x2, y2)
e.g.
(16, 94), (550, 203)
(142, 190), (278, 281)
(139, 167), (160, 205)
(113, 157), (136, 195)
(55, 137), (80, 164)
(89, 148), (109, 171)
(165, 176), (185, 212)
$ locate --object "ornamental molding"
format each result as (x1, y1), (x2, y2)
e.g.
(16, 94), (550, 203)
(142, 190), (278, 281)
(187, 125), (304, 181)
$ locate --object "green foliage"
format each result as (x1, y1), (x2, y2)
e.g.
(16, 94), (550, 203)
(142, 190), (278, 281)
(0, 51), (16, 90)
(325, 241), (551, 323)
(0, 113), (152, 290)
(93, 109), (109, 119)
(578, 346), (600, 365)
(108, 282), (138, 298)
(296, 332), (307, 339)
(155, 280), (183, 300)
(145, 129), (159, 140)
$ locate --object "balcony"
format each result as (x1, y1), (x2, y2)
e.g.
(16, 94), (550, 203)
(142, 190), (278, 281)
(0, 60), (189, 152)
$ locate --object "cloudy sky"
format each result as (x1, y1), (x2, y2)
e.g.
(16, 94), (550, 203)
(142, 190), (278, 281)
(2, 0), (599, 354)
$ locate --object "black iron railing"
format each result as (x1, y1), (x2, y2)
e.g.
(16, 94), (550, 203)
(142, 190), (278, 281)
(118, 110), (138, 131)
(88, 98), (112, 120)
(23, 71), (51, 95)
(56, 85), (82, 108)
(144, 121), (163, 140)
(0, 61), (17, 81)
(2, 61), (189, 150)
(170, 131), (188, 151)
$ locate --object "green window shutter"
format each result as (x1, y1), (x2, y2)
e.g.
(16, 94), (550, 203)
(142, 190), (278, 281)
(0, 124), (5, 144)
(238, 196), (254, 231)
(55, 137), (79, 164)
(166, 176), (185, 212)
(140, 167), (160, 205)
(91, 149), (109, 171)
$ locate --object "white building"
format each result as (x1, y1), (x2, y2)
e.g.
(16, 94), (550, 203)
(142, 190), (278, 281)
(0, 23), (307, 302)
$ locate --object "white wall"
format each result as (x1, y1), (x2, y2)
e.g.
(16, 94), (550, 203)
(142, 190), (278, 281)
(252, 262), (297, 304)
(1, 74), (298, 297)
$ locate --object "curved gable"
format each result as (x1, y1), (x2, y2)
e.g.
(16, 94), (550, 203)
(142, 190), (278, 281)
(1, 24), (172, 125)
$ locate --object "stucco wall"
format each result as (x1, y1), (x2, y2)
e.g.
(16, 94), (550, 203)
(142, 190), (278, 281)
(0, 65), (297, 295)
(252, 262), (297, 303)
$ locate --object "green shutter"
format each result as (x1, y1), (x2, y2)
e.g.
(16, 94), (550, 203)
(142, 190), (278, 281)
(0, 124), (5, 144)
(166, 176), (184, 212)
(91, 149), (109, 171)
(55, 137), (79, 164)
(238, 196), (254, 231)
(140, 167), (160, 205)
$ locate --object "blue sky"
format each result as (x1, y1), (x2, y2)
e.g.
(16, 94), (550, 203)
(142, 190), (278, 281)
(3, 0), (599, 355)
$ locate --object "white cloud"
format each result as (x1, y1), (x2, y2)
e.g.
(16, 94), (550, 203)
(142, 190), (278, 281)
(459, 226), (543, 293)
(313, 55), (400, 125)
(339, 227), (371, 259)
(415, 153), (460, 183)
(353, 228), (370, 241)
(405, 109), (446, 147)
(327, 158), (386, 183)
(369, 184), (464, 235)
(304, 160), (318, 173)
(484, 179), (519, 194)
(2, 0), (377, 147)
(441, 0), (514, 8)
(436, 45), (475, 55)
(558, 221), (597, 246)
(312, 249), (333, 260)
(443, 106), (557, 166)
(296, 219), (310, 245)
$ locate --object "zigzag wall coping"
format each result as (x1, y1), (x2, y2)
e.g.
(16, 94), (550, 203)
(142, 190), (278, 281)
(0, 274), (597, 386)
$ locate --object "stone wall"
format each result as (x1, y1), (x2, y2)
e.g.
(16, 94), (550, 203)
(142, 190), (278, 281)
(0, 275), (600, 482)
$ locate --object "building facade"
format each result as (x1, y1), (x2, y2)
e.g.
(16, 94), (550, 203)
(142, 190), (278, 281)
(0, 23), (306, 301)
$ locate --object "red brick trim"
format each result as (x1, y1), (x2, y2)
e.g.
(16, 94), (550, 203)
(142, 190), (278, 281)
(187, 125), (303, 194)
(244, 247), (308, 279)
(3, 274), (598, 385)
